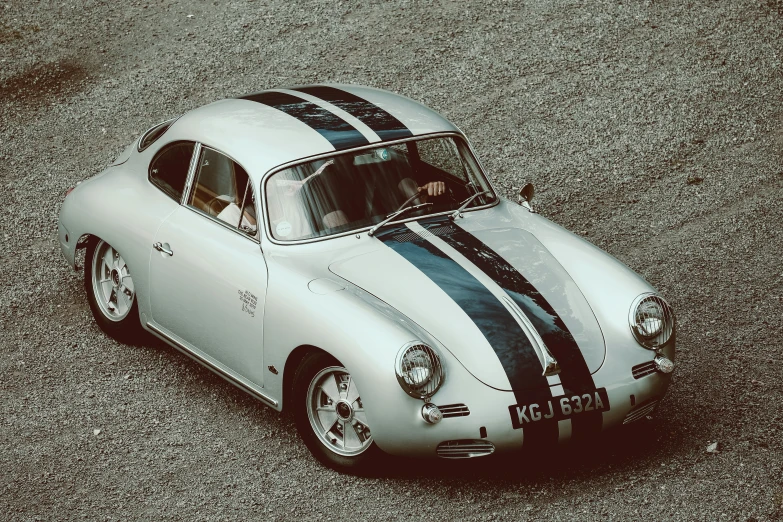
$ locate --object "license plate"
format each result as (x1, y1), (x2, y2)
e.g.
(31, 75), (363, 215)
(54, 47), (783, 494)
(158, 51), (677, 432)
(509, 388), (610, 429)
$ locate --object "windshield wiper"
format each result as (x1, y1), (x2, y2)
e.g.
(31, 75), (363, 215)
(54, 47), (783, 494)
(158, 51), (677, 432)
(450, 191), (491, 220)
(367, 202), (433, 237)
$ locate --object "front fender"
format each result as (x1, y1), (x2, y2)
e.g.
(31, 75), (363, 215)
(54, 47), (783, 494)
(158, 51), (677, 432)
(495, 200), (667, 362)
(263, 268), (469, 452)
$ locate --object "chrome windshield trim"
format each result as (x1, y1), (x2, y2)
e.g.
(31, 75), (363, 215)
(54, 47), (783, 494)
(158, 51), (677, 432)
(259, 131), (499, 246)
(146, 322), (278, 408)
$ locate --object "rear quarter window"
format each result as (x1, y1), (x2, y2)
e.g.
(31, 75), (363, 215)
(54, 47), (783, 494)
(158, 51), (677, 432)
(148, 141), (195, 202)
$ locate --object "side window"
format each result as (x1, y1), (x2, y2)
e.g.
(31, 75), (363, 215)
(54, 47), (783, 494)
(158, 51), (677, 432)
(149, 141), (195, 202)
(188, 147), (258, 237)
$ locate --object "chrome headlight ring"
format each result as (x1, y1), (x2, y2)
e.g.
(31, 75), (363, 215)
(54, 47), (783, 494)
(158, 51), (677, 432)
(629, 293), (675, 350)
(395, 341), (445, 400)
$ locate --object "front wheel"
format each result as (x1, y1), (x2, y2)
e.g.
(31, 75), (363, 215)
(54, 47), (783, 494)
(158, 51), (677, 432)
(293, 352), (381, 472)
(84, 238), (142, 343)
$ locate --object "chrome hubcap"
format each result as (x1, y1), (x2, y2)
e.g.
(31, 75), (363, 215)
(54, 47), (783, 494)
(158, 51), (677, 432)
(306, 366), (372, 456)
(91, 240), (135, 322)
(335, 400), (353, 421)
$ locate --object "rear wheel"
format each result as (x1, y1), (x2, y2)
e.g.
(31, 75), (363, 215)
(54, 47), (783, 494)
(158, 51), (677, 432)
(84, 238), (142, 342)
(293, 352), (381, 472)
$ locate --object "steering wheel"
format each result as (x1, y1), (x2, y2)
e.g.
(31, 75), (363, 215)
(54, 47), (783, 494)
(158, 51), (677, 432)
(394, 182), (457, 213)
(447, 185), (458, 205)
(206, 195), (231, 216)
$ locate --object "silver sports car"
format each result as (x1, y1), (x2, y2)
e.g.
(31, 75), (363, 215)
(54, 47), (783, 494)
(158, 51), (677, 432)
(58, 85), (676, 471)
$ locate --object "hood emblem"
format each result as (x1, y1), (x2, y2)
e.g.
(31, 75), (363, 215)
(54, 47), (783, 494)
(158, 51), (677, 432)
(501, 295), (561, 377)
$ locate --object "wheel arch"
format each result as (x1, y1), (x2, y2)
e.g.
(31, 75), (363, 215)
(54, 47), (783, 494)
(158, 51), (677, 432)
(282, 344), (340, 412)
(61, 232), (96, 271)
(77, 232), (96, 251)
(264, 285), (419, 418)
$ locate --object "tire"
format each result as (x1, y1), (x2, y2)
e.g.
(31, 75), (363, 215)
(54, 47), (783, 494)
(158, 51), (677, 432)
(292, 351), (382, 472)
(84, 238), (142, 343)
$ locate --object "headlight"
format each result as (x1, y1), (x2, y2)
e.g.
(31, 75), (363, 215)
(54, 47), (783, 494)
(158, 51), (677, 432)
(629, 293), (675, 349)
(395, 342), (444, 399)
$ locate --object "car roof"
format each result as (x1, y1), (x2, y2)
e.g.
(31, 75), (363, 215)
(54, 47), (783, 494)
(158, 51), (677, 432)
(164, 84), (460, 181)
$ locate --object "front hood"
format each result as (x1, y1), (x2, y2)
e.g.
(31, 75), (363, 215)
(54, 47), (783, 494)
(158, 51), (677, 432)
(329, 217), (606, 393)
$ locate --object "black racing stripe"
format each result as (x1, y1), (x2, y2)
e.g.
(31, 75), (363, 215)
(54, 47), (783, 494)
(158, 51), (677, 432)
(377, 226), (559, 448)
(292, 86), (414, 141)
(240, 91), (370, 150)
(430, 221), (603, 441)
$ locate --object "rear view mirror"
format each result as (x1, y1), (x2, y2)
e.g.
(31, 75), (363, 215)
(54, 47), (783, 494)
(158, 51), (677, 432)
(518, 183), (535, 212)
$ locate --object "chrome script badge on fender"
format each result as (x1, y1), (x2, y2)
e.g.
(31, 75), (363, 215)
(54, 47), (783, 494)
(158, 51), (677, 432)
(509, 388), (610, 429)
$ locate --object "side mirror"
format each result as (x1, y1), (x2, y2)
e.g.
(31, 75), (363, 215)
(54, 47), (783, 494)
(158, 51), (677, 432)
(518, 183), (535, 212)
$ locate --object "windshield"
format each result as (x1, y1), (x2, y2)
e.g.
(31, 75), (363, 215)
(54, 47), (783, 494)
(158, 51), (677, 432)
(265, 135), (496, 241)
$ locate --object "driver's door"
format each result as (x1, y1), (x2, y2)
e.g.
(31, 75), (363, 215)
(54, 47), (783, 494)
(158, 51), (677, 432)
(148, 146), (268, 387)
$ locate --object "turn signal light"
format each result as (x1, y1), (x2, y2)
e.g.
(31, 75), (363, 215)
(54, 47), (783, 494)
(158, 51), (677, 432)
(422, 403), (443, 424)
(654, 355), (675, 374)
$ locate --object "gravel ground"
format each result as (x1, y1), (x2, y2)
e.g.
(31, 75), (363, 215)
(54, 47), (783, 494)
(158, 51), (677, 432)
(1, 0), (782, 520)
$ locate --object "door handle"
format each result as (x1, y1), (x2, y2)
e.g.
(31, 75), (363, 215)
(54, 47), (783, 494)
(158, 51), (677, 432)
(153, 242), (173, 256)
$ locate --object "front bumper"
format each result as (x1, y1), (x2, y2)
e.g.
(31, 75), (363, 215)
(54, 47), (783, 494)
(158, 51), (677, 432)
(369, 342), (675, 458)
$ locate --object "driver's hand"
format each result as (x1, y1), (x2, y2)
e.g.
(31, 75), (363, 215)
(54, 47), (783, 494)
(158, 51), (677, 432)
(419, 181), (446, 197)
